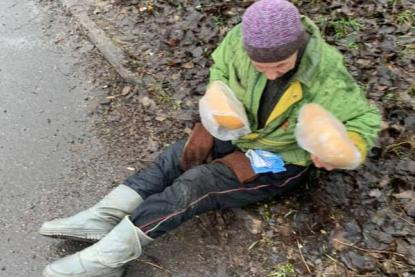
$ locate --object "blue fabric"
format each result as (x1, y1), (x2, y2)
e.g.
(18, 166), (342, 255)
(245, 149), (287, 174)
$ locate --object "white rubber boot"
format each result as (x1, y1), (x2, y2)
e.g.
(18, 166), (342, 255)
(39, 185), (143, 241)
(42, 216), (152, 277)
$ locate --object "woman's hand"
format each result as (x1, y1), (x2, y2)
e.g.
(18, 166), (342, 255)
(311, 155), (335, 171)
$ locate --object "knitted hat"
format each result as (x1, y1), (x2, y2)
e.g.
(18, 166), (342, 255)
(242, 0), (306, 62)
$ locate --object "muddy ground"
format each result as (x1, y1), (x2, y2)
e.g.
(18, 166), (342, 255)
(40, 0), (414, 276)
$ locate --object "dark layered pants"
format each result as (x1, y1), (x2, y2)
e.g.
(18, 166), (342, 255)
(124, 139), (310, 239)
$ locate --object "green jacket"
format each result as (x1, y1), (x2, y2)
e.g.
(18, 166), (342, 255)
(209, 16), (381, 166)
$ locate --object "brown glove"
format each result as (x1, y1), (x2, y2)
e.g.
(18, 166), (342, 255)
(180, 123), (214, 171)
(214, 151), (258, 184)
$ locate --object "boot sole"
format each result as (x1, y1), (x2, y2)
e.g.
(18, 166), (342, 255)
(43, 267), (124, 277)
(39, 230), (107, 242)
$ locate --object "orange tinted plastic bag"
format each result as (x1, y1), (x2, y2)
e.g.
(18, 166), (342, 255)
(199, 81), (251, 140)
(295, 103), (361, 170)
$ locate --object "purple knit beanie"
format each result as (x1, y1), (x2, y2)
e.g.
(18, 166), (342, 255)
(242, 0), (306, 63)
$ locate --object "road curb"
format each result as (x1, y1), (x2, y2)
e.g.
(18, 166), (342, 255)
(59, 0), (142, 85)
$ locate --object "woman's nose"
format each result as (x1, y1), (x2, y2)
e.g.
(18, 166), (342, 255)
(265, 71), (279, 80)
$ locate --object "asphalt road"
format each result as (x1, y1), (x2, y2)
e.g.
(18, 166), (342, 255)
(0, 1), (120, 276)
(1, 2), (260, 277)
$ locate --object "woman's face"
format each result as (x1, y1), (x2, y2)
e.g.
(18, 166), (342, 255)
(251, 51), (298, 80)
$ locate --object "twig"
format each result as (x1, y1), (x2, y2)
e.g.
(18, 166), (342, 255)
(325, 253), (341, 265)
(393, 212), (415, 227)
(305, 223), (316, 234)
(391, 260), (405, 267)
(284, 209), (297, 218)
(325, 254), (382, 277)
(325, 253), (351, 274)
(296, 240), (312, 274)
(248, 240), (260, 251)
(332, 239), (405, 258)
(383, 138), (415, 156)
(137, 259), (171, 274)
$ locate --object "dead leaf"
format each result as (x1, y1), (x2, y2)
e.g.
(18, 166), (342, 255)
(181, 61), (194, 69)
(184, 127), (192, 134)
(393, 190), (415, 199)
(155, 116), (167, 122)
(122, 86), (131, 96)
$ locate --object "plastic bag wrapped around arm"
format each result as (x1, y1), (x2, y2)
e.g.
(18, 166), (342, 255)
(199, 81), (251, 141)
(295, 103), (361, 170)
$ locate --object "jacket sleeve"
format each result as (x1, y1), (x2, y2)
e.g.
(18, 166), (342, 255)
(341, 73), (380, 160)
(209, 26), (240, 84)
(319, 59), (381, 163)
(345, 102), (381, 163)
(209, 43), (229, 83)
